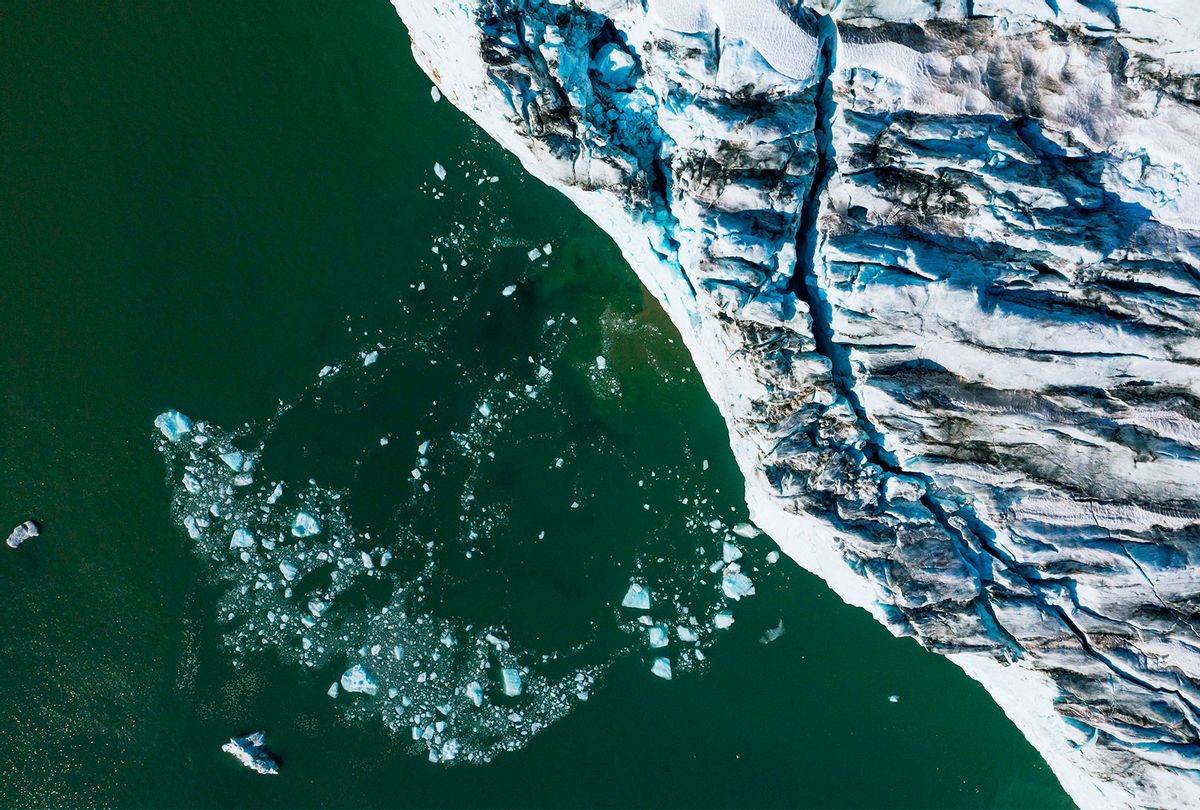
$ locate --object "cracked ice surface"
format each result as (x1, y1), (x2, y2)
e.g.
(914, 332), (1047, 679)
(392, 0), (1200, 806)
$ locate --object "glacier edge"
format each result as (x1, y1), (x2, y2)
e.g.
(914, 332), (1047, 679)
(390, 1), (1200, 807)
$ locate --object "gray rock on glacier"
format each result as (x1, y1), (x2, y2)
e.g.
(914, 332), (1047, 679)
(391, 1), (1200, 807)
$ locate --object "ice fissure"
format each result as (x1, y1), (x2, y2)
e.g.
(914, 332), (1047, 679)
(393, 1), (1200, 807)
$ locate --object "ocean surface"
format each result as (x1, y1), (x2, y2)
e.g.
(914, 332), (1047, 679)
(0, 2), (1071, 807)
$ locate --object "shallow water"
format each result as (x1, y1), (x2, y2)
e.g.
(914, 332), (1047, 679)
(0, 2), (1070, 807)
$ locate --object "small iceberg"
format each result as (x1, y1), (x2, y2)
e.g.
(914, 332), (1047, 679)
(714, 611), (734, 629)
(340, 664), (379, 696)
(650, 657), (672, 680)
(279, 560), (299, 581)
(291, 512), (320, 537)
(721, 563), (755, 601)
(466, 680), (484, 707)
(229, 528), (255, 550)
(433, 162), (447, 181)
(501, 668), (523, 697)
(155, 410), (193, 442)
(220, 450), (244, 471)
(5, 520), (39, 549)
(648, 624), (669, 649)
(759, 620), (785, 645)
(221, 731), (278, 775)
(621, 581), (651, 610)
(722, 541), (742, 563)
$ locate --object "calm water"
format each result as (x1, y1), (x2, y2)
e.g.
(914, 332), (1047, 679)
(0, 2), (1071, 807)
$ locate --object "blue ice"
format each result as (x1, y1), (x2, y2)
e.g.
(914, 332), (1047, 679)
(291, 511), (320, 537)
(155, 410), (193, 442)
(621, 581), (651, 610)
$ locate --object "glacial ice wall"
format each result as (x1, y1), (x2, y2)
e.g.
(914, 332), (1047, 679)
(391, 0), (1200, 807)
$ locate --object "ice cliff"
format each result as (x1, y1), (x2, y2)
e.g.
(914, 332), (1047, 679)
(389, 1), (1200, 806)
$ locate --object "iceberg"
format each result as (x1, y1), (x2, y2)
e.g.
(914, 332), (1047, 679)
(340, 664), (379, 696)
(500, 668), (523, 697)
(650, 657), (672, 681)
(154, 410), (192, 442)
(647, 624), (669, 649)
(291, 511), (320, 537)
(229, 528), (255, 550)
(620, 581), (651, 610)
(221, 731), (278, 775)
(720, 564), (755, 601)
(5, 520), (39, 549)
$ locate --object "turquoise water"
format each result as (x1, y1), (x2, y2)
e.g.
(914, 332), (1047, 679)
(0, 2), (1070, 807)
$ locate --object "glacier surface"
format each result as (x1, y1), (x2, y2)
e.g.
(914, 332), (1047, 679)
(391, 0), (1200, 807)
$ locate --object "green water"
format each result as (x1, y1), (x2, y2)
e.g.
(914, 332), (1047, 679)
(0, 2), (1071, 807)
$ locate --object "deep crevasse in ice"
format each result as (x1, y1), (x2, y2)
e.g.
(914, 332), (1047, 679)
(391, 1), (1200, 807)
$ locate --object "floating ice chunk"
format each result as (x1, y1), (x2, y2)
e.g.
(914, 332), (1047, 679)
(230, 528), (255, 549)
(220, 450), (244, 471)
(651, 657), (672, 680)
(221, 731), (278, 775)
(360, 551), (374, 569)
(888, 695), (900, 703)
(433, 162), (447, 181)
(466, 680), (484, 707)
(721, 564), (755, 601)
(677, 626), (699, 643)
(760, 620), (785, 645)
(183, 515), (202, 540)
(340, 664), (379, 696)
(279, 560), (298, 581)
(766, 550), (780, 564)
(714, 611), (734, 629)
(502, 285), (517, 297)
(542, 243), (552, 255)
(527, 247), (542, 261)
(595, 356), (607, 370)
(291, 512), (320, 537)
(363, 350), (378, 367)
(732, 522), (761, 539)
(418, 441), (429, 455)
(183, 473), (201, 493)
(621, 581), (651, 610)
(380, 550), (392, 567)
(477, 401), (492, 418)
(430, 85), (441, 103)
(5, 520), (39, 549)
(722, 541), (742, 563)
(501, 668), (523, 697)
(327, 682), (339, 698)
(266, 483), (283, 505)
(648, 624), (669, 648)
(154, 410), (193, 442)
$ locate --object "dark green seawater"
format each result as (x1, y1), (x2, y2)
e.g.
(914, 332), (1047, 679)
(0, 2), (1071, 807)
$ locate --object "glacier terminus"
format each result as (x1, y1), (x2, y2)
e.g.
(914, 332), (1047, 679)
(390, 0), (1200, 807)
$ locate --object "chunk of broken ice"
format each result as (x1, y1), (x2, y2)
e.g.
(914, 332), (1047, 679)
(595, 355), (607, 370)
(714, 611), (734, 629)
(478, 401), (491, 417)
(621, 581), (651, 610)
(221, 731), (278, 775)
(527, 247), (542, 261)
(279, 560), (298, 581)
(230, 528), (255, 549)
(648, 624), (669, 648)
(362, 350), (378, 366)
(732, 522), (761, 539)
(433, 162), (447, 181)
(5, 520), (39, 549)
(501, 668), (523, 697)
(651, 657), (672, 680)
(266, 483), (283, 505)
(759, 620), (785, 645)
(593, 42), (637, 87)
(220, 450), (244, 471)
(340, 664), (379, 696)
(502, 284), (517, 297)
(291, 512), (320, 537)
(722, 541), (742, 563)
(154, 410), (193, 442)
(430, 86), (441, 103)
(766, 550), (780, 564)
(677, 626), (699, 643)
(721, 564), (755, 601)
(466, 680), (484, 707)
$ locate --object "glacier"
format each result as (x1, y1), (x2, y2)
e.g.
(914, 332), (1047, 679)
(390, 0), (1200, 807)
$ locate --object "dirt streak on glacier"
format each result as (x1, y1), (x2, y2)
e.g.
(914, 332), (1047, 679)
(390, 1), (1200, 807)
